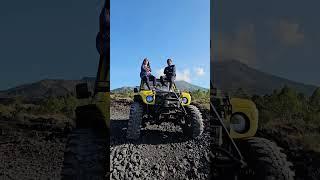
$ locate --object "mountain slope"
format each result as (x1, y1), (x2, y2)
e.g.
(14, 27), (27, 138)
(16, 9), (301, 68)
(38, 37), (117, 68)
(175, 81), (208, 91)
(212, 59), (318, 95)
(0, 78), (207, 99)
(0, 78), (92, 99)
(111, 81), (207, 93)
(0, 60), (317, 99)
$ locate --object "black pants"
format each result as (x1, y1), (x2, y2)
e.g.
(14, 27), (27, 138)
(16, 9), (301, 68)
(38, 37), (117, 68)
(142, 75), (156, 90)
(160, 75), (175, 90)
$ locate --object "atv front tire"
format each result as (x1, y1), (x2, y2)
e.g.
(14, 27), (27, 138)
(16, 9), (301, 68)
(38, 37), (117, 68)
(126, 102), (143, 140)
(182, 105), (204, 138)
(237, 137), (294, 180)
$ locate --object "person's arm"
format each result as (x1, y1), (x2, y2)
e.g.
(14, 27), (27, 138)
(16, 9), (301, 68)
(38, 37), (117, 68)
(172, 65), (176, 76)
(142, 65), (148, 71)
(164, 67), (168, 75)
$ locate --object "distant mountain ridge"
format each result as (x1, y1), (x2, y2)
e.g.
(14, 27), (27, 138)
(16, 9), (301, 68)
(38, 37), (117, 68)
(111, 81), (208, 93)
(212, 59), (318, 95)
(0, 78), (93, 99)
(0, 60), (318, 100)
(0, 78), (207, 99)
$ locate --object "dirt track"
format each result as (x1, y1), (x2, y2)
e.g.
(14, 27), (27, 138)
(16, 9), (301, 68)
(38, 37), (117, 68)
(110, 99), (213, 180)
(0, 115), (71, 179)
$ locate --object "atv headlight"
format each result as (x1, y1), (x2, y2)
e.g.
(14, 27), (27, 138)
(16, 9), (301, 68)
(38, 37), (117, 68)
(230, 114), (249, 133)
(181, 97), (188, 104)
(146, 95), (154, 103)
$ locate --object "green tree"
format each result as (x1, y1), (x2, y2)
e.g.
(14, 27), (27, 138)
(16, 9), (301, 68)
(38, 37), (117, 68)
(277, 86), (301, 121)
(42, 97), (64, 113)
(62, 95), (78, 117)
(310, 88), (320, 111)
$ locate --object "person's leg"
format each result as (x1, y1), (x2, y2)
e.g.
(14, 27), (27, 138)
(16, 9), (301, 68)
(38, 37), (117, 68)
(160, 76), (164, 86)
(142, 76), (151, 90)
(169, 76), (175, 90)
(150, 75), (156, 87)
(168, 76), (172, 90)
(160, 76), (167, 87)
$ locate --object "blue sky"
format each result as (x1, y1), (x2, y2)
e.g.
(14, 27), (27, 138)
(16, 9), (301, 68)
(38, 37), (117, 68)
(1, 0), (320, 90)
(110, 0), (210, 89)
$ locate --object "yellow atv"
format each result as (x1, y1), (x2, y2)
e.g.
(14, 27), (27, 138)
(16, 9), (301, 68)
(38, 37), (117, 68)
(126, 79), (204, 140)
(210, 82), (294, 179)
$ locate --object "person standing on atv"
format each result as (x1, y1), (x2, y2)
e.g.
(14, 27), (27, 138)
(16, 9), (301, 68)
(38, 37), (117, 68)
(140, 58), (156, 90)
(161, 59), (176, 91)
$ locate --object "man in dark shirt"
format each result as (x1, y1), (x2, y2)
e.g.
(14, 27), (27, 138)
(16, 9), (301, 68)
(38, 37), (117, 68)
(161, 59), (176, 91)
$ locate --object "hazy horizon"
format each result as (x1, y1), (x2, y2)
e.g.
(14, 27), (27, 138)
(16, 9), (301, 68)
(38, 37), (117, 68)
(1, 59), (318, 91)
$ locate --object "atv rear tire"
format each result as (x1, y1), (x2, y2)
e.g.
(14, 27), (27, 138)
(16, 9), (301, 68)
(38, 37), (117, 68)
(126, 102), (143, 140)
(61, 128), (108, 180)
(237, 137), (294, 180)
(182, 105), (204, 138)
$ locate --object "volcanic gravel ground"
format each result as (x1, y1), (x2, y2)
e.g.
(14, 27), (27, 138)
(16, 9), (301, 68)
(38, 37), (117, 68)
(110, 99), (213, 180)
(0, 115), (71, 179)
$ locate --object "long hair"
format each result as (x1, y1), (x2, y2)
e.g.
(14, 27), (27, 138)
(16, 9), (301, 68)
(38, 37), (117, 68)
(142, 58), (150, 68)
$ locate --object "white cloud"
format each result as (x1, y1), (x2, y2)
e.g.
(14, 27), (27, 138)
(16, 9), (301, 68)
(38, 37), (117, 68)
(194, 67), (205, 76)
(176, 69), (191, 82)
(155, 68), (191, 83)
(274, 20), (304, 46)
(156, 68), (165, 77)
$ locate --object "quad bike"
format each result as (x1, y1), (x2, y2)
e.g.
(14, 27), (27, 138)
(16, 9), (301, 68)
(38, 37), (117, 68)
(126, 79), (204, 140)
(209, 82), (295, 179)
(61, 1), (110, 179)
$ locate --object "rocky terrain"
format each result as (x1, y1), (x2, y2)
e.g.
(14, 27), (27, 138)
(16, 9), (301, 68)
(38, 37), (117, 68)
(0, 98), (319, 180)
(109, 99), (320, 180)
(0, 114), (72, 179)
(110, 99), (213, 180)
